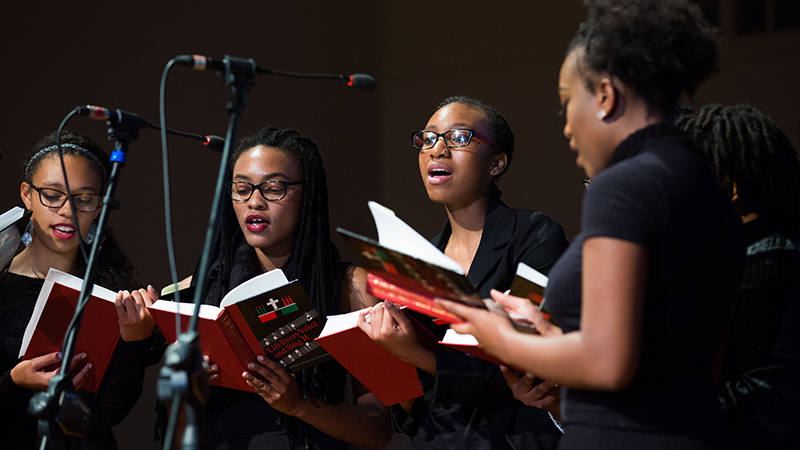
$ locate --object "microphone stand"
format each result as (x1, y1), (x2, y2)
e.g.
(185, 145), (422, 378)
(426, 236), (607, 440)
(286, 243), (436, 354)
(157, 56), (256, 450)
(28, 110), (146, 449)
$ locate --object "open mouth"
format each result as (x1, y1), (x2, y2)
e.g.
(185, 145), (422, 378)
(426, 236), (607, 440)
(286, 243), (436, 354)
(52, 224), (76, 240)
(246, 215), (269, 232)
(427, 167), (453, 184)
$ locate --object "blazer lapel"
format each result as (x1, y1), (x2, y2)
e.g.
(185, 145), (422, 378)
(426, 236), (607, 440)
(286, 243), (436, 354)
(467, 197), (516, 289)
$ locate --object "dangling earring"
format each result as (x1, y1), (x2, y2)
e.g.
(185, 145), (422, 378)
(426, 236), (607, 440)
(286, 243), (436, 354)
(21, 219), (33, 246)
(596, 109), (607, 120)
(84, 222), (98, 245)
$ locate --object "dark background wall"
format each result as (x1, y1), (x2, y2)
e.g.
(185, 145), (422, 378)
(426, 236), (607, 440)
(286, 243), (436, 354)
(2, 1), (798, 449)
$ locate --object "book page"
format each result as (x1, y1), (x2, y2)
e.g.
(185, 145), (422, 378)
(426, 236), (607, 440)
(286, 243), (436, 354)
(0, 206), (24, 230)
(219, 268), (290, 308)
(368, 201), (464, 274)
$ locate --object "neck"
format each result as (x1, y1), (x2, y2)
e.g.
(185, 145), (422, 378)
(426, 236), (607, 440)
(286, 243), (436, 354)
(253, 247), (293, 274)
(442, 195), (489, 274)
(609, 91), (665, 150)
(10, 241), (77, 279)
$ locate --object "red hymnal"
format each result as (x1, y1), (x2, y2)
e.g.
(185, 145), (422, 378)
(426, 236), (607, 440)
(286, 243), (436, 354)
(315, 309), (423, 406)
(19, 268), (121, 393)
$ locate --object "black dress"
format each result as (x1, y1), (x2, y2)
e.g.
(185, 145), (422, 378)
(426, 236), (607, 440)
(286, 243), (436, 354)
(545, 123), (747, 449)
(395, 195), (570, 450)
(0, 272), (155, 450)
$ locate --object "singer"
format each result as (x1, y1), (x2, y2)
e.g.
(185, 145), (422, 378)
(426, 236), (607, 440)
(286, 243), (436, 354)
(441, 0), (748, 449)
(0, 131), (160, 449)
(358, 96), (569, 449)
(167, 127), (391, 450)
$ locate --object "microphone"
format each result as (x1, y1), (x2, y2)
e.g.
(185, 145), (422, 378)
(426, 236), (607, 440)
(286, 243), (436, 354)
(174, 54), (376, 91)
(203, 135), (225, 152)
(75, 105), (225, 151)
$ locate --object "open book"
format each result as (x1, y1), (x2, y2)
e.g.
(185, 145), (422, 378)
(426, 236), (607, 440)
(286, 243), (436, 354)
(337, 201), (484, 324)
(19, 268), (121, 393)
(1, 206), (31, 275)
(315, 309), (423, 405)
(508, 262), (557, 325)
(148, 269), (329, 391)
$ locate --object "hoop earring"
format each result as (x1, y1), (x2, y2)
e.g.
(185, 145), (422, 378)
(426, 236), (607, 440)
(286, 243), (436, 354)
(84, 222), (98, 245)
(21, 219), (33, 246)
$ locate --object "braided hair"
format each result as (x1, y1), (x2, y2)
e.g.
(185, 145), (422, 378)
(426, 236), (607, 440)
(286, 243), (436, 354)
(676, 103), (800, 228)
(569, 0), (719, 118)
(20, 130), (140, 291)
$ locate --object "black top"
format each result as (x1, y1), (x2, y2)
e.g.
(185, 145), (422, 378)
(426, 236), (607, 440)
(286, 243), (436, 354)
(546, 124), (747, 447)
(396, 195), (569, 450)
(0, 272), (155, 449)
(718, 217), (800, 449)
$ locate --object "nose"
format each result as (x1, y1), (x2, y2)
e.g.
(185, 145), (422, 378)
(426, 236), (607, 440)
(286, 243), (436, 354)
(247, 191), (268, 209)
(563, 121), (572, 141)
(430, 137), (450, 158)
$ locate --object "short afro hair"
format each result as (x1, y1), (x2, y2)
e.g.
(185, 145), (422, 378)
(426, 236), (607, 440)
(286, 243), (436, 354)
(570, 0), (720, 118)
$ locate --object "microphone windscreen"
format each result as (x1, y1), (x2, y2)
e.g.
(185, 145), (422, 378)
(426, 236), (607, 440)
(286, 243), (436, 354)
(348, 74), (376, 91)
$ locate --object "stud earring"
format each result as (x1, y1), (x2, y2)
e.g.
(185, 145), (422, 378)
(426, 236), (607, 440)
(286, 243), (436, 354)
(491, 169), (495, 174)
(596, 109), (607, 120)
(21, 219), (33, 246)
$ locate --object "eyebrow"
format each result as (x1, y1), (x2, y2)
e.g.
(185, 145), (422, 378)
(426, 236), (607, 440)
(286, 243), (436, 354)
(233, 172), (289, 181)
(426, 122), (472, 131)
(39, 181), (99, 193)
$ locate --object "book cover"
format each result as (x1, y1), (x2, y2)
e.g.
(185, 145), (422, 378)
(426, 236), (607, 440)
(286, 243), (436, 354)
(0, 206), (31, 276)
(149, 269), (330, 391)
(337, 201), (484, 322)
(508, 262), (557, 325)
(315, 309), (423, 406)
(19, 268), (121, 393)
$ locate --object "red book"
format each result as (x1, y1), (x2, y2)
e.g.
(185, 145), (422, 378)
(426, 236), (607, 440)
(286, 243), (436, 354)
(315, 309), (423, 406)
(19, 268), (121, 393)
(438, 328), (524, 374)
(149, 269), (330, 391)
(508, 262), (558, 326)
(338, 201), (486, 323)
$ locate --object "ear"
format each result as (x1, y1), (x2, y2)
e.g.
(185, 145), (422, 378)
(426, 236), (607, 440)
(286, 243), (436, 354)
(595, 77), (617, 119)
(730, 181), (738, 202)
(20, 183), (33, 210)
(491, 153), (507, 176)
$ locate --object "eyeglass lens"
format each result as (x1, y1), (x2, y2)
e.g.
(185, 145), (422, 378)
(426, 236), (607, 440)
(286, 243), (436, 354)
(413, 129), (473, 150)
(230, 181), (288, 201)
(37, 187), (101, 212)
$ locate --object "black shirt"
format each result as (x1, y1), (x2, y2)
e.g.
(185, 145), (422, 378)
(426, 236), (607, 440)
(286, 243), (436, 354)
(546, 124), (746, 447)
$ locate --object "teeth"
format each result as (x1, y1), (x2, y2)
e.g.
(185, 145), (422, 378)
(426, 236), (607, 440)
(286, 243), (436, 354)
(54, 226), (74, 232)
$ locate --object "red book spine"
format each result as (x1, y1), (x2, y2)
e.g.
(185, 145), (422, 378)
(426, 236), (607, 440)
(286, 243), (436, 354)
(366, 272), (463, 324)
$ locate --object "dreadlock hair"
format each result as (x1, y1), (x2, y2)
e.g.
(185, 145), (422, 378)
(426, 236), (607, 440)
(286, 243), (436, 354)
(20, 130), (140, 291)
(206, 127), (343, 320)
(676, 103), (800, 228)
(569, 0), (719, 119)
(436, 96), (514, 197)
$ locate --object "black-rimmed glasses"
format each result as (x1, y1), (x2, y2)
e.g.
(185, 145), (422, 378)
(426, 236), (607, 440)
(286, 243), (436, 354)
(30, 185), (102, 212)
(411, 128), (499, 150)
(228, 180), (304, 202)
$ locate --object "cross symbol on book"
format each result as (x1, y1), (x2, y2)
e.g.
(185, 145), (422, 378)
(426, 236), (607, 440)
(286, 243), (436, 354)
(265, 297), (280, 310)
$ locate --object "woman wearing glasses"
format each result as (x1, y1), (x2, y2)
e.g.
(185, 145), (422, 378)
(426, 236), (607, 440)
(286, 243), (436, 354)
(1, 131), (158, 449)
(359, 96), (569, 449)
(181, 127), (391, 450)
(442, 1), (747, 449)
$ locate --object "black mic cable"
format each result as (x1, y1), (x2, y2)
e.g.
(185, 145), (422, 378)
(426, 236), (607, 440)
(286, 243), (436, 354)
(174, 54), (376, 91)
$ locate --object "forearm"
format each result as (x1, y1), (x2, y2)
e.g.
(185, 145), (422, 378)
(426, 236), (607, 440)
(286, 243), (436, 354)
(498, 328), (635, 391)
(291, 397), (391, 449)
